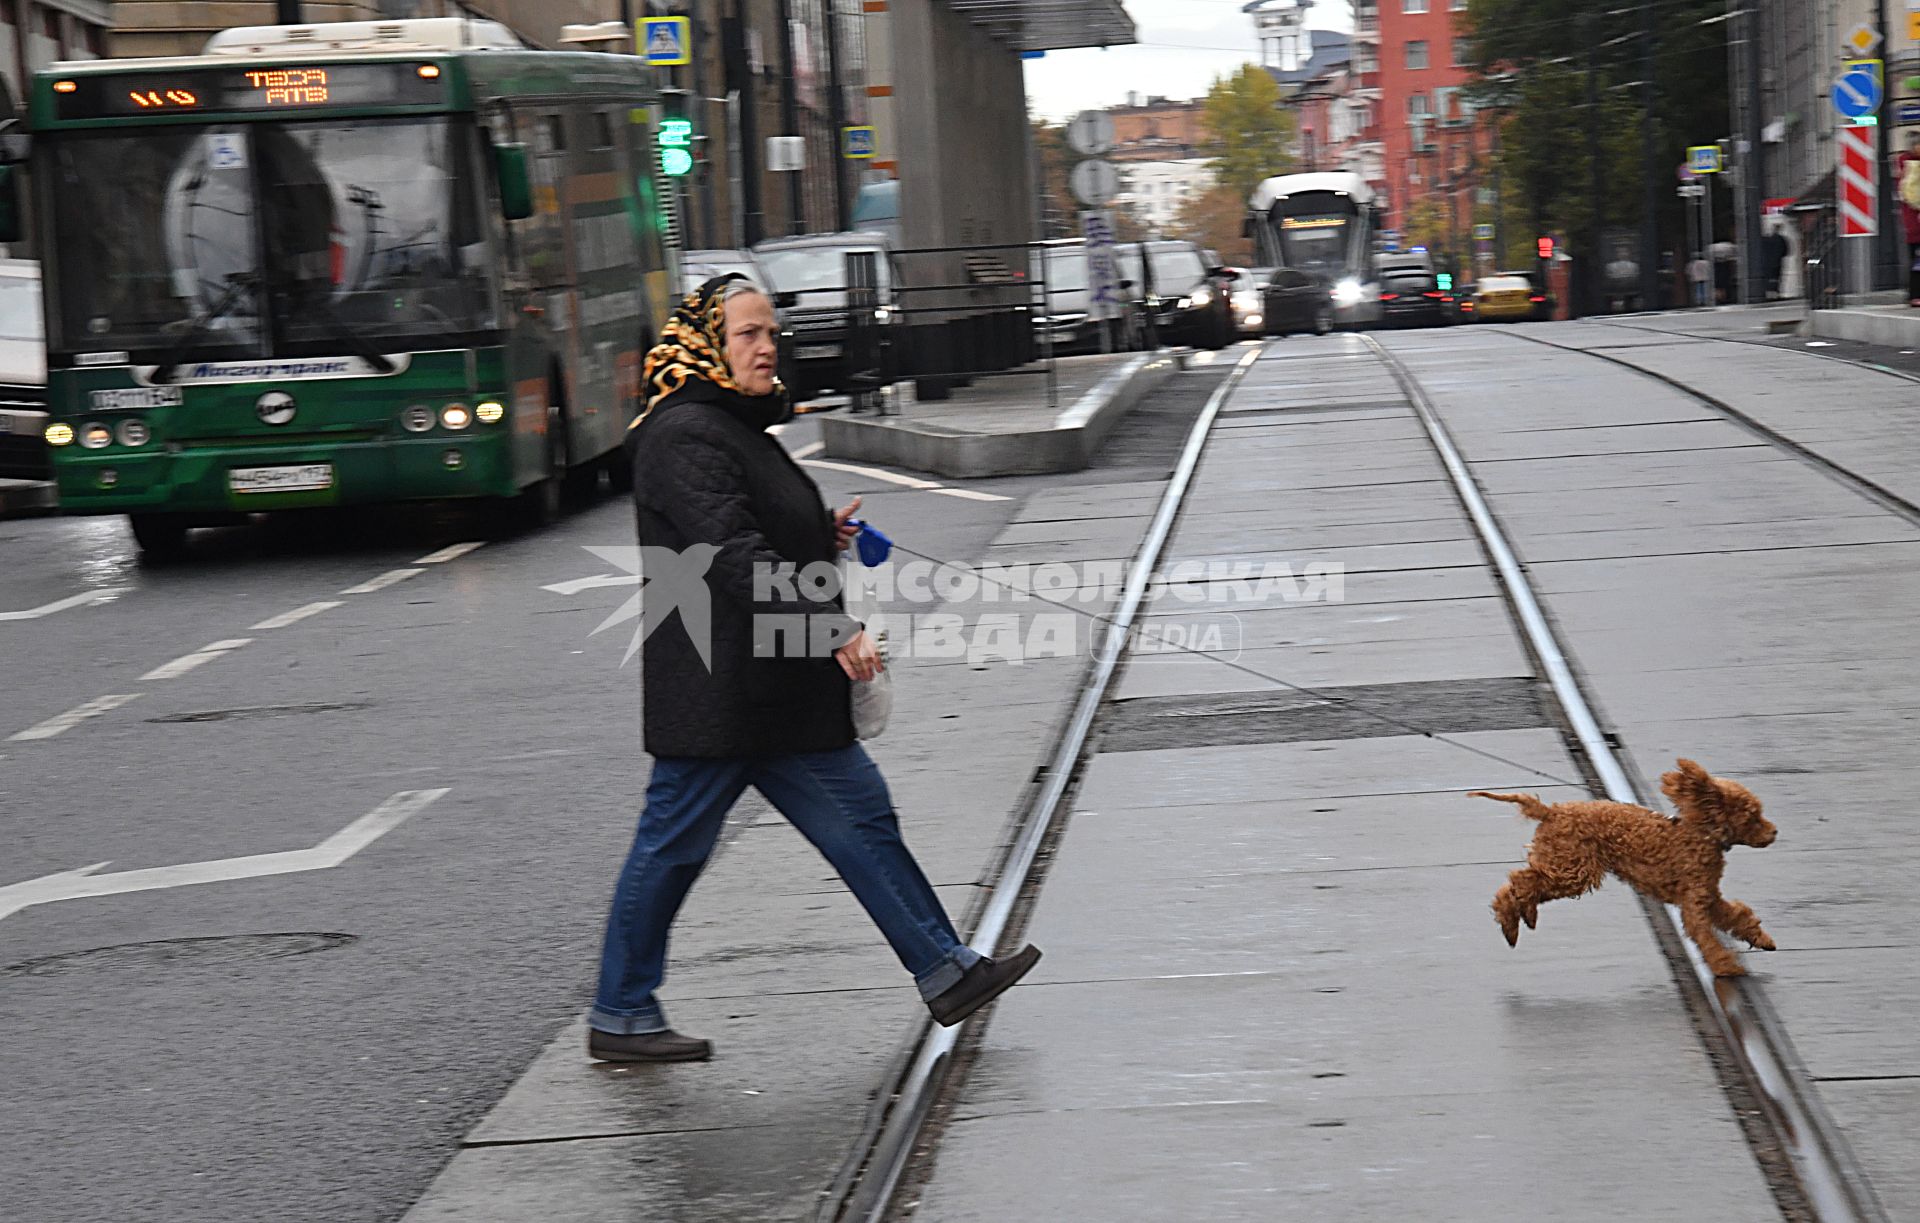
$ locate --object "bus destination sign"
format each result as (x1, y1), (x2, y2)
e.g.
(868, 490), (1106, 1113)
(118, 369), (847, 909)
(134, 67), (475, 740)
(52, 63), (446, 119)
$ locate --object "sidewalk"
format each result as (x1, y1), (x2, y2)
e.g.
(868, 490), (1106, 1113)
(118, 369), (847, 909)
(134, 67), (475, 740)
(400, 365), (1236, 1222)
(821, 349), (1185, 479)
(907, 338), (1779, 1221)
(0, 476), (55, 518)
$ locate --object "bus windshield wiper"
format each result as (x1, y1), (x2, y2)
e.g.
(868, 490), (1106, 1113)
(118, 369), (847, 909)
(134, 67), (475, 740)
(297, 294), (398, 374)
(150, 275), (262, 385)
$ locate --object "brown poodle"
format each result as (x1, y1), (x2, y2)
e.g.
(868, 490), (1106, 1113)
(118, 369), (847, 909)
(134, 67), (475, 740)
(1471, 759), (1778, 977)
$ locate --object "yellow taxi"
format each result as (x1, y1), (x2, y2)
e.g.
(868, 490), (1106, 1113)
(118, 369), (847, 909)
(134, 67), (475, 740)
(1472, 274), (1545, 322)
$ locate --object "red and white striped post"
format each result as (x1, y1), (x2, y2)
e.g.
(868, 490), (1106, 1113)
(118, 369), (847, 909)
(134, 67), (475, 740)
(1839, 123), (1879, 296)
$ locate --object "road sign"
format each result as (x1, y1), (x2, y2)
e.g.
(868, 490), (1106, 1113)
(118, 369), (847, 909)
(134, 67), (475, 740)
(842, 125), (876, 159)
(1687, 145), (1722, 175)
(639, 15), (691, 65)
(1473, 223), (1494, 241)
(1910, 13), (1920, 42)
(1845, 22), (1883, 57)
(1069, 158), (1121, 207)
(1900, 100), (1920, 125)
(1082, 210), (1122, 320)
(1839, 123), (1878, 237)
(1835, 61), (1884, 122)
(1066, 109), (1116, 157)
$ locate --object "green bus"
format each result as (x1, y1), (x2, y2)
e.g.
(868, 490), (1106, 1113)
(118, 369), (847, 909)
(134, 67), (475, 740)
(8, 17), (681, 555)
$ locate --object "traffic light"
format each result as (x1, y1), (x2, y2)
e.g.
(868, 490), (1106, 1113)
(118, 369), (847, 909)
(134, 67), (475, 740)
(1436, 272), (1453, 292)
(1536, 236), (1555, 260)
(659, 89), (695, 178)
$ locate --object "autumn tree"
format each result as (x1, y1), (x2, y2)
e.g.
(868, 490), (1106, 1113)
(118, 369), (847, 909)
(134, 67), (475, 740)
(1201, 64), (1295, 204)
(1172, 185), (1255, 265)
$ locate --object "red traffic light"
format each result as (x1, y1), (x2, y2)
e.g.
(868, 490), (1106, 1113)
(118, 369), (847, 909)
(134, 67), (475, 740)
(1536, 236), (1555, 260)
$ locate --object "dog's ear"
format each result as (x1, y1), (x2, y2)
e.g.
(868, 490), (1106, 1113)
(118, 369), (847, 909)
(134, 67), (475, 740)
(1661, 758), (1720, 820)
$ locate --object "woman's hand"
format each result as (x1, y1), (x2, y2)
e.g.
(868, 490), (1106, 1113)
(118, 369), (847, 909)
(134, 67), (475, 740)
(833, 496), (863, 553)
(835, 629), (884, 682)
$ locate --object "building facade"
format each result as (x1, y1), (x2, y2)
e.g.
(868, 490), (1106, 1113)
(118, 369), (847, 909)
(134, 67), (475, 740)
(1116, 158), (1216, 234)
(3, 0), (109, 114)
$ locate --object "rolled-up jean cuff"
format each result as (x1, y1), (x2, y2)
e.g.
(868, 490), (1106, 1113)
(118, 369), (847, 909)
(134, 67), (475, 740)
(914, 946), (984, 1002)
(588, 1005), (669, 1036)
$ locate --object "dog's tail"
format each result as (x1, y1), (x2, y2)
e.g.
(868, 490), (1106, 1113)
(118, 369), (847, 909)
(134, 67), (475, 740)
(1468, 790), (1553, 821)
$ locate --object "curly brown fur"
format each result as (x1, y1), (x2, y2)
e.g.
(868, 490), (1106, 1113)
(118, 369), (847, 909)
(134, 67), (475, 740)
(1470, 759), (1778, 977)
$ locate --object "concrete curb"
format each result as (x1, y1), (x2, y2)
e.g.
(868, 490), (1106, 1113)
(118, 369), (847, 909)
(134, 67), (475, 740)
(0, 478), (55, 519)
(818, 353), (1182, 479)
(1807, 307), (1920, 348)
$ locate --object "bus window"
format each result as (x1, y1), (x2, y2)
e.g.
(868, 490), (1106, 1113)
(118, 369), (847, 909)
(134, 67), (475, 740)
(591, 109), (615, 150)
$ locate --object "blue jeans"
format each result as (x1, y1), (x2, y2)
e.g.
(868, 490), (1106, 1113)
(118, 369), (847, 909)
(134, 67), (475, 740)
(590, 744), (981, 1035)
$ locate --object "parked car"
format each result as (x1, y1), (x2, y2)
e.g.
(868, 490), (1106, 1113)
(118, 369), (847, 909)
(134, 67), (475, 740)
(753, 231), (897, 401)
(1030, 239), (1103, 355)
(1471, 273), (1543, 322)
(0, 260), (47, 483)
(1376, 267), (1455, 329)
(1115, 240), (1234, 350)
(1228, 267), (1274, 336)
(679, 248), (777, 298)
(1499, 268), (1556, 320)
(1262, 267), (1334, 337)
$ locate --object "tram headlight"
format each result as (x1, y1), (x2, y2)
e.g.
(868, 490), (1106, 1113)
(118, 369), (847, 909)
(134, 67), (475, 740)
(116, 419), (152, 447)
(45, 423), (74, 446)
(79, 422), (113, 450)
(441, 403), (473, 430)
(1332, 278), (1364, 307)
(475, 400), (505, 424)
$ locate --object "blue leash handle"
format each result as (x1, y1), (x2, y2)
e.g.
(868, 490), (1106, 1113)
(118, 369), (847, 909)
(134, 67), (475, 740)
(848, 519), (893, 567)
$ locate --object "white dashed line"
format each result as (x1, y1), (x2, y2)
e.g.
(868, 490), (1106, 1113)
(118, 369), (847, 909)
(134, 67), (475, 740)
(10, 694), (143, 742)
(250, 601), (344, 630)
(140, 639), (253, 681)
(799, 458), (944, 490)
(791, 441), (825, 459)
(931, 487), (1012, 503)
(341, 568), (424, 595)
(0, 588), (133, 621)
(415, 541), (486, 564)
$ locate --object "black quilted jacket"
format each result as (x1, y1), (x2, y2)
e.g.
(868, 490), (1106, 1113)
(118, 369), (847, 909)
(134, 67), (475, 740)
(626, 389), (859, 758)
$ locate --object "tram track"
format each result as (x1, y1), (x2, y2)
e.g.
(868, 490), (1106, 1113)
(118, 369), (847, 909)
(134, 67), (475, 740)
(823, 330), (1892, 1222)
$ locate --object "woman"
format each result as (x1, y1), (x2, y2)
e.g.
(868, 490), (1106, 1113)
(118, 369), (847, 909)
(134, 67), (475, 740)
(1901, 131), (1920, 306)
(588, 276), (1041, 1063)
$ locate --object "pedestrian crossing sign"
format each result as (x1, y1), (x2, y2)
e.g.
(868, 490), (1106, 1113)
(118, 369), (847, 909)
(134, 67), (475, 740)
(842, 126), (876, 160)
(639, 16), (691, 65)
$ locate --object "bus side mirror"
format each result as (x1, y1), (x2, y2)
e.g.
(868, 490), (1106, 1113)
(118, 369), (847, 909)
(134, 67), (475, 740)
(0, 166), (20, 244)
(494, 142), (533, 221)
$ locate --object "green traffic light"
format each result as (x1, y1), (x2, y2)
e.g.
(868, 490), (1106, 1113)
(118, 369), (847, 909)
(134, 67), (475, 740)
(1437, 273), (1453, 291)
(662, 147), (694, 176)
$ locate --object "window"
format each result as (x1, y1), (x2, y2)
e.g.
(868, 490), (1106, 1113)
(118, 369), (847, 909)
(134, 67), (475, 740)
(1356, 44), (1378, 73)
(591, 109), (615, 149)
(1453, 38), (1470, 67)
(84, 21), (107, 57)
(1403, 0), (1428, 11)
(1408, 93), (1430, 118)
(39, 5), (62, 42)
(542, 114), (567, 154)
(1405, 40), (1429, 70)
(1451, 0), (1468, 8)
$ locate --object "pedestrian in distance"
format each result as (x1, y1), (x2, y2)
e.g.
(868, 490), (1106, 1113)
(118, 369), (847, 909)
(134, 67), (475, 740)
(1899, 131), (1920, 306)
(587, 274), (1041, 1063)
(1687, 254), (1712, 308)
(1760, 219), (1789, 302)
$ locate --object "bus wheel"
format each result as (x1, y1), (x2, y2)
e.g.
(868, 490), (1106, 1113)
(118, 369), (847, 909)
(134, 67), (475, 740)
(522, 402), (568, 528)
(129, 513), (189, 562)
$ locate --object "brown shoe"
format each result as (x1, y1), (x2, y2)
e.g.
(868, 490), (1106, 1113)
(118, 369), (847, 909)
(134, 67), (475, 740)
(927, 945), (1042, 1027)
(587, 1028), (713, 1063)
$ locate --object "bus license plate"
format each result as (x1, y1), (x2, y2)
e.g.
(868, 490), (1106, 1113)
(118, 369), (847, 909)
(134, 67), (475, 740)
(796, 344), (842, 360)
(229, 463), (334, 494)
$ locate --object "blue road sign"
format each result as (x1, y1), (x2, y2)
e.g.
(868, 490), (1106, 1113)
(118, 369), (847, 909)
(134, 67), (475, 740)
(1835, 62), (1883, 121)
(1899, 100), (1920, 125)
(842, 125), (876, 160)
(639, 16), (691, 65)
(1688, 145), (1722, 175)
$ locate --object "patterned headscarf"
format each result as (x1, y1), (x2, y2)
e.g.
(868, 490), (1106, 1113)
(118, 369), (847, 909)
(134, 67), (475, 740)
(636, 274), (774, 424)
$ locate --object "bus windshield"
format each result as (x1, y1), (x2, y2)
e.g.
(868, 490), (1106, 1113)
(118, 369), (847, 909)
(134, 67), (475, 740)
(45, 116), (496, 359)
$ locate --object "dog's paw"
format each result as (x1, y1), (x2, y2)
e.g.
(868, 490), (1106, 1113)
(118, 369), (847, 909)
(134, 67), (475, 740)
(1748, 931), (1776, 951)
(1494, 910), (1520, 947)
(1521, 903), (1538, 930)
(1711, 960), (1747, 978)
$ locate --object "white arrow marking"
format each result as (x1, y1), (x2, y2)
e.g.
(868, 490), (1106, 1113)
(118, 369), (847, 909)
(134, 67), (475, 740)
(0, 588), (132, 621)
(0, 788), (450, 923)
(542, 573), (642, 596)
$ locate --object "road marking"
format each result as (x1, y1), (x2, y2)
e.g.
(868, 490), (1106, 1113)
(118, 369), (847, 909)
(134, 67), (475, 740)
(250, 600), (343, 630)
(140, 638), (253, 681)
(9, 693), (142, 742)
(791, 441), (825, 459)
(341, 568), (424, 595)
(0, 788), (451, 924)
(932, 487), (1012, 502)
(415, 541), (486, 564)
(800, 458), (945, 490)
(0, 587), (133, 621)
(542, 573), (641, 596)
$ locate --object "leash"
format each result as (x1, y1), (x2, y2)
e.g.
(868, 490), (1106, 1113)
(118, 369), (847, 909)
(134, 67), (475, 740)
(850, 527), (1587, 792)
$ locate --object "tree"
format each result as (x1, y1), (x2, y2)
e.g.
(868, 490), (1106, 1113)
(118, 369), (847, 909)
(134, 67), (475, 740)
(1030, 118), (1080, 239)
(1172, 185), (1255, 265)
(1201, 64), (1295, 204)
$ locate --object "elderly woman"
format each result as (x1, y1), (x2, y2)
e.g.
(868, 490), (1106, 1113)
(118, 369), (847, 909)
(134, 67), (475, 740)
(588, 275), (1041, 1063)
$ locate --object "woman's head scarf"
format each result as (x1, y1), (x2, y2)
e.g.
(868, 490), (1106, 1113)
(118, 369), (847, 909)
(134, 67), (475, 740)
(635, 274), (785, 427)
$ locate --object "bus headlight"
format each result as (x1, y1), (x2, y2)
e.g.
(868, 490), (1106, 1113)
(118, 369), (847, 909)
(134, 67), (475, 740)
(1332, 278), (1364, 307)
(441, 403), (473, 430)
(117, 419), (152, 447)
(45, 423), (74, 446)
(402, 405), (436, 433)
(79, 422), (113, 449)
(475, 400), (505, 424)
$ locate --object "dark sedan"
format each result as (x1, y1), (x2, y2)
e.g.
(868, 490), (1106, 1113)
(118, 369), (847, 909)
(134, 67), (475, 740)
(1376, 270), (1455, 328)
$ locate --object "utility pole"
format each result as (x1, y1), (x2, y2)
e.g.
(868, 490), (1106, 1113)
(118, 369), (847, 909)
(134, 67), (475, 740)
(722, 0), (764, 245)
(1639, 0), (1660, 309)
(824, 0), (851, 231)
(1876, 0), (1896, 288)
(775, 0), (805, 234)
(1583, 3), (1603, 317)
(1739, 0), (1764, 302)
